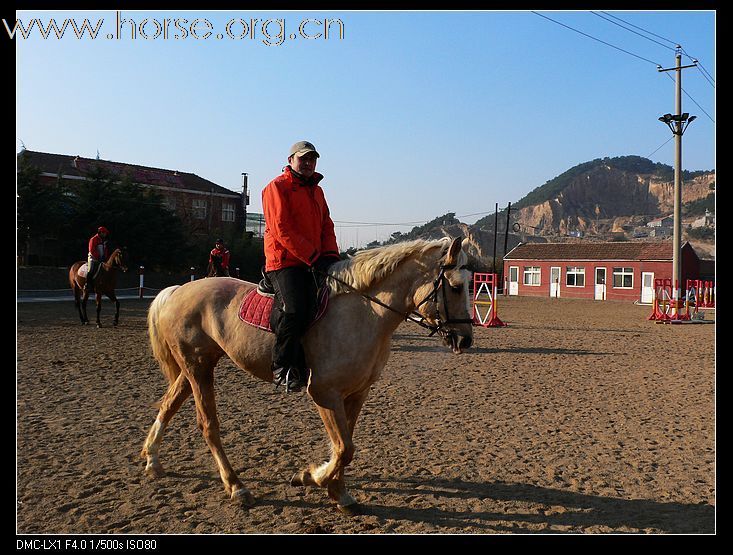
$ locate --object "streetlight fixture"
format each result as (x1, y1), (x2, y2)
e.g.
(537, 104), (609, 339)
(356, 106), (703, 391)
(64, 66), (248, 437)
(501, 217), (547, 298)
(658, 113), (697, 135)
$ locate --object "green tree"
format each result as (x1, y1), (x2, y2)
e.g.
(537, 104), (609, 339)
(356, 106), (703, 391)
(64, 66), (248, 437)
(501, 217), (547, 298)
(17, 157), (72, 261)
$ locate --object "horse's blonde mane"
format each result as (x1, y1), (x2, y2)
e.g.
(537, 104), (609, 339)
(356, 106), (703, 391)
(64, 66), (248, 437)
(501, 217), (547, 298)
(328, 238), (455, 294)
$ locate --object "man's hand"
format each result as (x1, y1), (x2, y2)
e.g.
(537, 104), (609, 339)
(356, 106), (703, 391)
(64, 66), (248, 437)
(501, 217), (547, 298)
(312, 255), (339, 290)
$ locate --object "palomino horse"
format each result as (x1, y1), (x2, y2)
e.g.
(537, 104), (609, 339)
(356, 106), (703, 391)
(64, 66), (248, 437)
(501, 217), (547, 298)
(69, 248), (129, 327)
(141, 237), (473, 514)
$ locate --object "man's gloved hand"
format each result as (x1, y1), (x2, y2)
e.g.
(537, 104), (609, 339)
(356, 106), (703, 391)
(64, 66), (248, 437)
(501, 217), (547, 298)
(311, 255), (340, 290)
(314, 255), (338, 274)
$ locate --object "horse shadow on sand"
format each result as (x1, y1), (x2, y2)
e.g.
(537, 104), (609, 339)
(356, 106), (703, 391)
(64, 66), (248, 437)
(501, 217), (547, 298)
(150, 464), (712, 533)
(342, 476), (714, 534)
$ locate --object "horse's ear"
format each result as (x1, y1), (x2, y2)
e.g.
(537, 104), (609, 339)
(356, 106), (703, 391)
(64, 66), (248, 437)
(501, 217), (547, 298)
(445, 236), (464, 266)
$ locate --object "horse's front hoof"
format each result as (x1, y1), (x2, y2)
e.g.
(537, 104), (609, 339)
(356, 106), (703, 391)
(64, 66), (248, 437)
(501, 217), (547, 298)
(290, 470), (317, 487)
(144, 462), (166, 478)
(231, 488), (255, 507)
(337, 502), (363, 517)
(96, 324), (102, 328)
(113, 322), (119, 327)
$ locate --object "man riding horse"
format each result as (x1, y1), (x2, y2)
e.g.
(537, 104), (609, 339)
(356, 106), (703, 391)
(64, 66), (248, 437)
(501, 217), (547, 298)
(86, 226), (110, 294)
(209, 239), (231, 277)
(262, 140), (341, 393)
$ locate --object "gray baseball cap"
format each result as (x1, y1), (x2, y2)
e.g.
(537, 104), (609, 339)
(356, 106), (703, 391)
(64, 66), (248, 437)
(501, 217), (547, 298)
(288, 140), (320, 159)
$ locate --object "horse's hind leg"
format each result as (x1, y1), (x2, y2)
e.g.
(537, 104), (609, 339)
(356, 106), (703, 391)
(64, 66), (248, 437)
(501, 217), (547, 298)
(80, 290), (90, 324)
(185, 361), (255, 506)
(73, 286), (86, 324)
(141, 372), (192, 478)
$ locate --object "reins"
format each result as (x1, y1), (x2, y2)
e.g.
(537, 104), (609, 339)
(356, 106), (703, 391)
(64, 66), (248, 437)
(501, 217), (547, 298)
(313, 262), (472, 337)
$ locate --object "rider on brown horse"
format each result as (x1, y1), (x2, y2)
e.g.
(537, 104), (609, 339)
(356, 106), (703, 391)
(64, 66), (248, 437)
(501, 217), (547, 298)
(86, 226), (110, 294)
(209, 239), (231, 277)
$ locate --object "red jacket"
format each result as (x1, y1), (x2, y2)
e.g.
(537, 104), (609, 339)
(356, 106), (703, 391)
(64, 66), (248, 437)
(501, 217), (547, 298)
(209, 247), (230, 269)
(88, 234), (109, 261)
(262, 166), (339, 272)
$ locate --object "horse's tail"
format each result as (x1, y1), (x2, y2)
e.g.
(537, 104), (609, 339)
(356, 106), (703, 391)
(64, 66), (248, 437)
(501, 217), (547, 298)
(147, 285), (182, 385)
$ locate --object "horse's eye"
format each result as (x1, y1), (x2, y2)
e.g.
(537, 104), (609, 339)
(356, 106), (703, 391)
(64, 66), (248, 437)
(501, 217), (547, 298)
(450, 284), (463, 294)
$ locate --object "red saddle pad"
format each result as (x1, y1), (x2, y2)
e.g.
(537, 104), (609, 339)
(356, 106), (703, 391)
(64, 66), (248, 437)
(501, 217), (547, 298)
(238, 287), (330, 333)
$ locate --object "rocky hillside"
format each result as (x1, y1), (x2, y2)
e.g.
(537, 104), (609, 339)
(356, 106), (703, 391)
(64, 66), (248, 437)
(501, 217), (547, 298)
(491, 156), (715, 236)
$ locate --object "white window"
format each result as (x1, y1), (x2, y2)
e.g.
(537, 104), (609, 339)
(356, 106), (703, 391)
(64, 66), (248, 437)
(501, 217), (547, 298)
(192, 198), (207, 220)
(566, 266), (585, 287)
(222, 202), (236, 222)
(612, 267), (634, 288)
(523, 266), (541, 286)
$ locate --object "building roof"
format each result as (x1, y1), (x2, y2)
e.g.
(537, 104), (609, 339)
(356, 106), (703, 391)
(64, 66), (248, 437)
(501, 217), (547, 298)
(504, 241), (694, 262)
(17, 149), (240, 198)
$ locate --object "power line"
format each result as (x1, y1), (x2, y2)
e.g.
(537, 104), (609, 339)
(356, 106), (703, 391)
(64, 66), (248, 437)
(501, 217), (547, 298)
(594, 12), (715, 88)
(645, 136), (674, 159)
(531, 11), (662, 66)
(662, 72), (715, 123)
(333, 209), (504, 228)
(533, 11), (714, 122)
(680, 47), (716, 87)
(598, 11), (679, 47)
(591, 11), (677, 52)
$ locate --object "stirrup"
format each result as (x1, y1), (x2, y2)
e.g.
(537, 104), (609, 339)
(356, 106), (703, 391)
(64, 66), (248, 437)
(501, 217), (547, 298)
(273, 367), (308, 393)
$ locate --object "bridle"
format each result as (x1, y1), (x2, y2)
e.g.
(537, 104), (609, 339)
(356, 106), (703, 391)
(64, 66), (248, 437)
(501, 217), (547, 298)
(314, 262), (473, 338)
(414, 263), (475, 335)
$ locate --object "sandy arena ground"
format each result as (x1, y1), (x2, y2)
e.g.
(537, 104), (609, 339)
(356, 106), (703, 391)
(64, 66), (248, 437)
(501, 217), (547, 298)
(16, 294), (715, 535)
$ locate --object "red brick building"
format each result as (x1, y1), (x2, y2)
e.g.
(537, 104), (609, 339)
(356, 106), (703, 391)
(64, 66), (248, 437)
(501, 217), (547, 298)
(503, 241), (703, 303)
(18, 150), (245, 239)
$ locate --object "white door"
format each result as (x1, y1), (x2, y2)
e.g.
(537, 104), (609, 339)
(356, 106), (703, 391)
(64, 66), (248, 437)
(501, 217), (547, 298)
(550, 267), (561, 298)
(509, 266), (519, 296)
(594, 267), (607, 300)
(641, 272), (655, 303)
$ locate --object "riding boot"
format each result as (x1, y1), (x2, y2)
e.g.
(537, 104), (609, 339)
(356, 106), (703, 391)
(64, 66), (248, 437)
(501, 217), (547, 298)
(272, 365), (310, 393)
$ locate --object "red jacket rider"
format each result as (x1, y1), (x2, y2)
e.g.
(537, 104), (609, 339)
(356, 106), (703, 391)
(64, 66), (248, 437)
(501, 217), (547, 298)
(88, 226), (110, 262)
(262, 166), (339, 272)
(209, 240), (230, 273)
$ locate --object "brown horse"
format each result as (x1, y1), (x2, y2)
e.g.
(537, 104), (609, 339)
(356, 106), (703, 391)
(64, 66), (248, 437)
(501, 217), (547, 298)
(141, 237), (473, 514)
(69, 248), (129, 327)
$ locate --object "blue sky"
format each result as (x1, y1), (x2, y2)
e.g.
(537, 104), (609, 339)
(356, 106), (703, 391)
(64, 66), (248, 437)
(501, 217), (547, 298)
(14, 9), (716, 248)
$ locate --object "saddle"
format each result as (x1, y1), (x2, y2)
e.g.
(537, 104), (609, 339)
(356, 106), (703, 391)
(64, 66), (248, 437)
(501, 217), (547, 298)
(77, 262), (102, 280)
(239, 281), (330, 333)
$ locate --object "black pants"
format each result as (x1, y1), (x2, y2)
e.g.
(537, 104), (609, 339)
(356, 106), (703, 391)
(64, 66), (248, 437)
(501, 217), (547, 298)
(267, 266), (318, 371)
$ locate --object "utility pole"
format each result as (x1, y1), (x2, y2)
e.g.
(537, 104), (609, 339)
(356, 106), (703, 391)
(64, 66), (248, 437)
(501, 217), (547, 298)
(657, 48), (697, 316)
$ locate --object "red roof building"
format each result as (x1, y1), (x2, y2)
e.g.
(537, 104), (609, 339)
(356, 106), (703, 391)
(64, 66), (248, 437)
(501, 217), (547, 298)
(502, 241), (703, 303)
(18, 149), (245, 238)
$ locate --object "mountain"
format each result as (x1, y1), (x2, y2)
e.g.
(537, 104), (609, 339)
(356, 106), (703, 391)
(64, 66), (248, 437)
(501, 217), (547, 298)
(475, 156), (715, 236)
